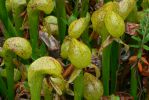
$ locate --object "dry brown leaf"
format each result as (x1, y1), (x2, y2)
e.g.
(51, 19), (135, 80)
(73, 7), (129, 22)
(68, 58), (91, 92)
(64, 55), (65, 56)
(126, 22), (139, 35)
(129, 56), (137, 63)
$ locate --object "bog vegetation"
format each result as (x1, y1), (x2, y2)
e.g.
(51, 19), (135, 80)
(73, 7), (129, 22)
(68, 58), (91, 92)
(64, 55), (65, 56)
(0, 0), (149, 100)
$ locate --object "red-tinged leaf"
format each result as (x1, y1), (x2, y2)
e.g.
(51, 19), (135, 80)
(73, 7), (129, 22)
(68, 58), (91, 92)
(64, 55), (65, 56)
(141, 67), (149, 76)
(63, 64), (74, 78)
(141, 57), (149, 65)
(138, 62), (143, 72)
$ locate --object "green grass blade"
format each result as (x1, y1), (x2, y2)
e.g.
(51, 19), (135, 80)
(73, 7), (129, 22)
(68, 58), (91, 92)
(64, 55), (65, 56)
(131, 68), (138, 100)
(102, 44), (111, 95)
(0, 0), (17, 38)
(39, 42), (48, 57)
(101, 32), (111, 96)
(55, 0), (67, 43)
(0, 75), (7, 97)
(110, 41), (119, 94)
(74, 71), (84, 100)
(80, 0), (89, 17)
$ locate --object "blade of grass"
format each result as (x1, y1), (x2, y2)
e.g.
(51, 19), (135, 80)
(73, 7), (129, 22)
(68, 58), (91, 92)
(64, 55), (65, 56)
(39, 42), (48, 57)
(80, 0), (89, 17)
(130, 68), (138, 100)
(102, 44), (111, 96)
(110, 41), (119, 94)
(73, 0), (79, 16)
(0, 51), (7, 97)
(0, 75), (7, 97)
(101, 32), (111, 96)
(55, 0), (67, 43)
(74, 71), (84, 100)
(0, 0), (17, 38)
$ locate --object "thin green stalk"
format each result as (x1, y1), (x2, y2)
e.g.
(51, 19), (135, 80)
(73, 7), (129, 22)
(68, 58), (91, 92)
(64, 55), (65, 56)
(4, 51), (15, 100)
(110, 41), (119, 94)
(0, 0), (17, 38)
(73, 0), (79, 16)
(27, 0), (53, 59)
(0, 75), (7, 97)
(130, 68), (138, 100)
(27, 8), (39, 59)
(55, 0), (67, 43)
(44, 83), (53, 100)
(80, 0), (89, 17)
(29, 75), (43, 100)
(102, 33), (111, 96)
(74, 71), (84, 100)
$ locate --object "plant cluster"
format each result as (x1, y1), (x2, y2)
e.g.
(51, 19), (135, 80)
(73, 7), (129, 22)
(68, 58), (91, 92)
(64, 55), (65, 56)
(0, 0), (149, 100)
